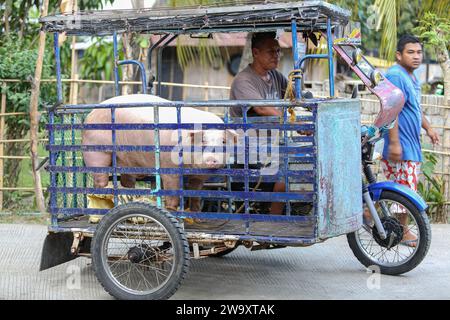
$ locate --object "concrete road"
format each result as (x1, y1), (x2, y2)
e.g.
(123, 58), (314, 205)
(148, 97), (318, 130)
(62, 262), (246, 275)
(0, 223), (449, 300)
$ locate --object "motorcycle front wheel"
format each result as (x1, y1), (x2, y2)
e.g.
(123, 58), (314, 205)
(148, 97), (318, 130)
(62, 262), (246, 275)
(347, 191), (431, 275)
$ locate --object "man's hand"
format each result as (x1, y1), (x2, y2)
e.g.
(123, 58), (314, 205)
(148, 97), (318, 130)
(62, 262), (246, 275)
(388, 141), (402, 161)
(426, 128), (440, 145)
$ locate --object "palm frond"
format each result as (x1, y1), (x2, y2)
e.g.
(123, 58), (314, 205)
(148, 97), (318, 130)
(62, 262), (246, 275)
(419, 0), (450, 19)
(375, 0), (397, 61)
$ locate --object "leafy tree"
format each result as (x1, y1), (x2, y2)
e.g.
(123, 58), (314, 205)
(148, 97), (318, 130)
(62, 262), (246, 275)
(368, 0), (448, 61)
(0, 0), (114, 209)
(414, 12), (450, 104)
(418, 151), (447, 222)
(0, 36), (56, 207)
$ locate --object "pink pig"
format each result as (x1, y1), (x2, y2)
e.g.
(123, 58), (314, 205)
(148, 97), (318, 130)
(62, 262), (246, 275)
(82, 94), (237, 212)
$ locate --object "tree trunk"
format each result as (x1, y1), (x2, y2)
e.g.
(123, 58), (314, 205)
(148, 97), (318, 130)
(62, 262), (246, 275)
(3, 0), (12, 35)
(29, 0), (49, 214)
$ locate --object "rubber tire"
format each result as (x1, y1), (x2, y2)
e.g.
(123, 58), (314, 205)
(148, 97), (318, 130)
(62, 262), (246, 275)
(347, 191), (431, 275)
(91, 202), (190, 300)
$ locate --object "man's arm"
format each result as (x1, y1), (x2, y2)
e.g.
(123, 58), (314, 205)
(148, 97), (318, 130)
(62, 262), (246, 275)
(388, 119), (403, 161)
(422, 114), (440, 145)
(231, 79), (281, 116)
(251, 106), (282, 116)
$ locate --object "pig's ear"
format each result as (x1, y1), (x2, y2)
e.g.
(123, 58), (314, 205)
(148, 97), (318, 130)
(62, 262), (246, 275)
(226, 129), (239, 143)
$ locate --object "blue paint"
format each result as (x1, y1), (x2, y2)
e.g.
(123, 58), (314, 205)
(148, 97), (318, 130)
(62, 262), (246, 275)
(368, 181), (428, 211)
(113, 32), (120, 96)
(54, 33), (63, 102)
(153, 102), (162, 207)
(316, 99), (362, 238)
(327, 18), (335, 97)
(111, 107), (118, 206)
(291, 19), (301, 99)
(117, 60), (147, 94)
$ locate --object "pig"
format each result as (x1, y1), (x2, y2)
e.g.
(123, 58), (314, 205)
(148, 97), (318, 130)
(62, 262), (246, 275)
(82, 94), (237, 212)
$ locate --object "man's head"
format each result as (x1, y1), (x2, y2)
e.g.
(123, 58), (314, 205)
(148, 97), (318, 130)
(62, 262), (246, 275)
(396, 35), (423, 71)
(251, 32), (281, 71)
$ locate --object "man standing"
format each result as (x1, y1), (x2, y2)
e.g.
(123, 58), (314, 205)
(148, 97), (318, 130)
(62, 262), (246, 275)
(382, 35), (440, 246)
(230, 32), (288, 214)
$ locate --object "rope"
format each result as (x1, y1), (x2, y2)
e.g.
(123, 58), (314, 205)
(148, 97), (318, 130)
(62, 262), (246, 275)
(284, 69), (304, 123)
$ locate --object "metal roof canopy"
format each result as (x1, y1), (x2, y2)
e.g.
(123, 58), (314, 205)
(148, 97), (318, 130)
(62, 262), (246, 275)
(40, 1), (350, 36)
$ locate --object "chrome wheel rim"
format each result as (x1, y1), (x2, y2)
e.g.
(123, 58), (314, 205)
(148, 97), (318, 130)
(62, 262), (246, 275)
(100, 214), (176, 295)
(356, 199), (420, 267)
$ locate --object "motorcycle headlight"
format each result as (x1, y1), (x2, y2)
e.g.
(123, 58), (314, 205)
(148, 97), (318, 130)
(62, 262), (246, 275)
(370, 70), (383, 87)
(352, 48), (363, 65)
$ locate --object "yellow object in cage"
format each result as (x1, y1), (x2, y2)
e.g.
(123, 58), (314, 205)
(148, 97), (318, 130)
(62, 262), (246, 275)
(87, 182), (155, 223)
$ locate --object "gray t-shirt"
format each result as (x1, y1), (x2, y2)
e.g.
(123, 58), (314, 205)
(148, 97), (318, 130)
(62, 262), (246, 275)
(229, 65), (288, 117)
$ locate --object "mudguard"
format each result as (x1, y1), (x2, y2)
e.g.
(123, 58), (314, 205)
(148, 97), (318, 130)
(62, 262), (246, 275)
(39, 232), (77, 271)
(368, 181), (428, 212)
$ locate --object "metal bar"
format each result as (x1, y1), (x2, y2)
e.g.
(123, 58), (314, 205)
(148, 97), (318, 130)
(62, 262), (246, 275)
(58, 99), (308, 109)
(111, 107), (118, 206)
(48, 123), (315, 131)
(81, 114), (88, 209)
(283, 107), (291, 216)
(54, 33), (63, 103)
(327, 17), (335, 97)
(156, 34), (178, 96)
(291, 18), (301, 99)
(48, 187), (314, 202)
(50, 207), (317, 223)
(117, 60), (147, 94)
(243, 106), (249, 217)
(71, 114), (77, 208)
(177, 105), (184, 212)
(60, 114), (67, 209)
(148, 34), (170, 67)
(47, 144), (315, 156)
(153, 103), (162, 207)
(113, 32), (120, 96)
(148, 34), (170, 93)
(224, 107), (233, 214)
(297, 54), (328, 70)
(48, 101), (57, 227)
(312, 107), (318, 238)
(47, 165), (315, 180)
(174, 212), (316, 223)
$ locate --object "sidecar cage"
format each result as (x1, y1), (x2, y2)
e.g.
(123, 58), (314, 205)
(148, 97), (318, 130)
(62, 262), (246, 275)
(41, 1), (362, 247)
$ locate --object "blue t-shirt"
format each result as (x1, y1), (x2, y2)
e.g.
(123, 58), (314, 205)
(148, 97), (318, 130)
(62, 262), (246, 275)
(382, 64), (422, 162)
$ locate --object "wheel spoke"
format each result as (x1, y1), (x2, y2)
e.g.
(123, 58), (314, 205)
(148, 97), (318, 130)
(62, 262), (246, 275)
(355, 197), (420, 268)
(99, 212), (179, 295)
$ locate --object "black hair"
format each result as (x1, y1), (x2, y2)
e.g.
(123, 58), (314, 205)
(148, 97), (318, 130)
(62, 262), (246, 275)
(397, 34), (422, 53)
(251, 32), (277, 49)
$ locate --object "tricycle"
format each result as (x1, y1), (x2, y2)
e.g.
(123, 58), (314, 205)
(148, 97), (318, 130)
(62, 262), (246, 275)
(39, 1), (431, 300)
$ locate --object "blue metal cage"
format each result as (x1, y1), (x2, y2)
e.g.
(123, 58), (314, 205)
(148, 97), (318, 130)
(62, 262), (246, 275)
(44, 2), (362, 246)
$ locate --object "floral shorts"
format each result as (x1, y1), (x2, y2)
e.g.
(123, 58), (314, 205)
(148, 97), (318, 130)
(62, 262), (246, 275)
(380, 160), (421, 191)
